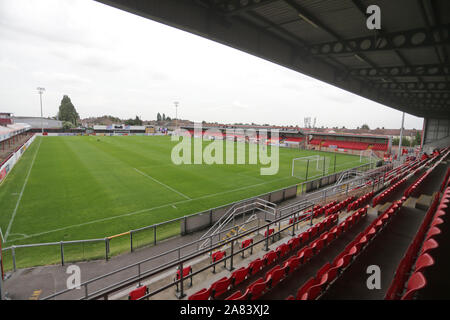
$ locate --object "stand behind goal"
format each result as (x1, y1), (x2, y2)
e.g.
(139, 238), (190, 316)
(292, 155), (330, 181)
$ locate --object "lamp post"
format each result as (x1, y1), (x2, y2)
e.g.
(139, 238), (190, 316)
(174, 101), (179, 129)
(37, 87), (45, 134)
(398, 112), (405, 161)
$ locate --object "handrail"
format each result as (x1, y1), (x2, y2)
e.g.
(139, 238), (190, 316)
(39, 165), (389, 299)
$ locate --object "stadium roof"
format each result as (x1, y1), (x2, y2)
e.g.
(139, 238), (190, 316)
(96, 0), (449, 119)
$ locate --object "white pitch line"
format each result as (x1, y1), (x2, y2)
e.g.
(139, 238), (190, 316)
(134, 168), (191, 200)
(4, 138), (42, 241)
(7, 175), (293, 242)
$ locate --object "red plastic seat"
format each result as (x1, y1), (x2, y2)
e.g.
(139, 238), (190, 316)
(265, 266), (286, 288)
(248, 278), (268, 300)
(264, 228), (275, 238)
(225, 291), (247, 300)
(231, 267), (249, 287)
(276, 243), (290, 258)
(263, 250), (278, 266)
(210, 277), (231, 299)
(420, 238), (439, 255)
(401, 272), (427, 300)
(334, 254), (352, 270)
(176, 266), (192, 280)
(414, 253), (434, 273)
(296, 277), (317, 300)
(316, 263), (331, 281)
(283, 256), (301, 274)
(212, 250), (226, 263)
(425, 227), (441, 241)
(298, 247), (314, 263)
(241, 239), (253, 249)
(287, 237), (300, 250)
(128, 285), (148, 300)
(248, 258), (263, 275)
(188, 288), (211, 300)
(311, 238), (325, 253)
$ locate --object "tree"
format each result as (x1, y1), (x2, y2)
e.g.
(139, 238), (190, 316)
(414, 132), (422, 146)
(157, 113), (162, 122)
(125, 116), (143, 126)
(62, 121), (75, 131)
(58, 95), (79, 126)
(361, 124), (370, 130)
(162, 113), (166, 121)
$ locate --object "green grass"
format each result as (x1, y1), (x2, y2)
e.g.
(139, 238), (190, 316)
(0, 135), (369, 269)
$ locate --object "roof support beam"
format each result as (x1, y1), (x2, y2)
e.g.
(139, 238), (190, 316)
(350, 63), (450, 78)
(309, 23), (450, 56)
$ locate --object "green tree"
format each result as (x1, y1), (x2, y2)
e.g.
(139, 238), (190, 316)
(361, 124), (370, 130)
(162, 113), (166, 121)
(62, 121), (75, 131)
(157, 113), (162, 122)
(414, 132), (422, 146)
(58, 95), (79, 126)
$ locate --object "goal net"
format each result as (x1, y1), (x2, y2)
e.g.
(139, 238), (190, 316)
(359, 150), (378, 164)
(292, 155), (330, 180)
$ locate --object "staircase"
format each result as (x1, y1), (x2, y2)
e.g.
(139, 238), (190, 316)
(198, 198), (276, 250)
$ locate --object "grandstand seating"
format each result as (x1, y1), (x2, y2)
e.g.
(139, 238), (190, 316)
(131, 147), (449, 301)
(385, 177), (450, 300)
(128, 286), (148, 300)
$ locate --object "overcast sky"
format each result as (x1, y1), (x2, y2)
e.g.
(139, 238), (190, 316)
(0, 0), (423, 129)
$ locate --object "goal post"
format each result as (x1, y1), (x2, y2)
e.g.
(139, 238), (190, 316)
(292, 155), (330, 181)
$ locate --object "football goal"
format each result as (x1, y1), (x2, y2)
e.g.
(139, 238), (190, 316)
(291, 155), (330, 180)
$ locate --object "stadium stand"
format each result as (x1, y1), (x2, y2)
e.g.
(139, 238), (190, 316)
(183, 147), (449, 301)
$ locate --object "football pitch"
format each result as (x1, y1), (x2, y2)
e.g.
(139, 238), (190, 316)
(0, 135), (369, 268)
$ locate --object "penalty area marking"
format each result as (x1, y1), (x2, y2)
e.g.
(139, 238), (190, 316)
(134, 168), (191, 200)
(4, 138), (42, 242)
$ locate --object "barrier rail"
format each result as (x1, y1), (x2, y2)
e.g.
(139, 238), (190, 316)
(2, 160), (384, 273)
(39, 163), (392, 300)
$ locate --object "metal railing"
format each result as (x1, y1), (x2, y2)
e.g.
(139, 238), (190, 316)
(42, 201), (317, 300)
(1, 160), (383, 273)
(40, 163), (393, 300)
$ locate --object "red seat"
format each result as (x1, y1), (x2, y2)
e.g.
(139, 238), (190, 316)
(241, 239), (253, 249)
(188, 288), (211, 300)
(265, 266), (286, 288)
(248, 258), (263, 275)
(210, 277), (231, 299)
(334, 254), (352, 270)
(316, 263), (331, 281)
(248, 278), (268, 300)
(176, 266), (192, 280)
(283, 256), (301, 274)
(263, 250), (278, 266)
(276, 243), (290, 258)
(311, 238), (325, 253)
(231, 267), (249, 287)
(420, 238), (439, 255)
(425, 227), (441, 241)
(296, 277), (317, 300)
(225, 291), (245, 300)
(414, 253), (434, 273)
(298, 247), (313, 263)
(128, 285), (148, 300)
(264, 228), (275, 237)
(212, 250), (226, 263)
(401, 272), (427, 300)
(287, 237), (300, 250)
